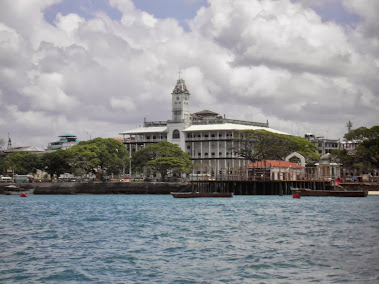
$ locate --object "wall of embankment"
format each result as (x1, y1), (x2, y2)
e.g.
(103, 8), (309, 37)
(0, 182), (191, 195)
(1, 182), (378, 195)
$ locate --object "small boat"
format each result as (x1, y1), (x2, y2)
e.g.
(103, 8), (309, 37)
(171, 191), (234, 198)
(291, 188), (368, 197)
(19, 192), (27, 197)
(292, 192), (301, 199)
(4, 185), (34, 195)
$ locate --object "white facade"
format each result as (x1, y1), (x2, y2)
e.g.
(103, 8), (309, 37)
(120, 78), (287, 177)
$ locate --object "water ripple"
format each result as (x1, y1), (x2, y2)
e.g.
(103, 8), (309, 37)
(0, 195), (378, 283)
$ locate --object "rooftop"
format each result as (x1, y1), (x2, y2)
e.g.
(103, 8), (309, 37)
(246, 160), (304, 169)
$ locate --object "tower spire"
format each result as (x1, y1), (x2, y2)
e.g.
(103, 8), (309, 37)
(7, 133), (12, 150)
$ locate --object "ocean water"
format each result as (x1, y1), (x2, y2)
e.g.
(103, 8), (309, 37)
(0, 194), (378, 284)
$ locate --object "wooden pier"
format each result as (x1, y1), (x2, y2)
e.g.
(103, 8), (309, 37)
(190, 180), (330, 195)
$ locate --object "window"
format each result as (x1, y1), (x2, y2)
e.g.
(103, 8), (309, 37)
(187, 145), (190, 149)
(173, 129), (180, 139)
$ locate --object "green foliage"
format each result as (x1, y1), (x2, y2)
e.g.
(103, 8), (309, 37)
(0, 138), (5, 150)
(132, 141), (193, 181)
(40, 150), (72, 177)
(285, 135), (320, 162)
(67, 144), (101, 174)
(233, 130), (319, 163)
(68, 138), (129, 175)
(335, 125), (379, 173)
(0, 160), (7, 176)
(5, 151), (40, 175)
(344, 126), (379, 142)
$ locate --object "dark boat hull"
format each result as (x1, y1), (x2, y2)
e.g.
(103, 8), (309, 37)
(292, 188), (368, 197)
(171, 192), (234, 198)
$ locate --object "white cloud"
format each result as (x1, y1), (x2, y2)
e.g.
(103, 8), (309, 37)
(0, 0), (378, 148)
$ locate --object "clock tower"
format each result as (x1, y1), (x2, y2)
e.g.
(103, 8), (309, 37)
(171, 77), (190, 122)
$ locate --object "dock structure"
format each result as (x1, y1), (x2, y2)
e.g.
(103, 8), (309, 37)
(190, 180), (330, 195)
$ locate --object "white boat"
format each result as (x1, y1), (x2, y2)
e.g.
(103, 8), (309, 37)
(4, 185), (34, 195)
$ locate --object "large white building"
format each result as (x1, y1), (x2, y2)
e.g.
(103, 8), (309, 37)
(120, 77), (287, 178)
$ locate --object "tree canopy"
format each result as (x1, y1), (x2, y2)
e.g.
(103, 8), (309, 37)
(5, 151), (40, 175)
(40, 150), (72, 177)
(333, 125), (379, 173)
(68, 138), (129, 175)
(233, 130), (319, 163)
(132, 141), (193, 181)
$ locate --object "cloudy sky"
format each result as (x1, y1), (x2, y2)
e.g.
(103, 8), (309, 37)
(0, 0), (378, 149)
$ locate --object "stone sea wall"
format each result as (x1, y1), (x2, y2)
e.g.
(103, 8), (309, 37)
(0, 182), (191, 195)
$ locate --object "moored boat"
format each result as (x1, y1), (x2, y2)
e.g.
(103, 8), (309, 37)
(291, 188), (368, 197)
(171, 191), (234, 198)
(4, 185), (34, 195)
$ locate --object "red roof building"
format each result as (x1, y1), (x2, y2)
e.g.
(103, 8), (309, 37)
(246, 160), (305, 181)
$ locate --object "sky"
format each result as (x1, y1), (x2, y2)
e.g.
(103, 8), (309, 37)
(0, 0), (378, 149)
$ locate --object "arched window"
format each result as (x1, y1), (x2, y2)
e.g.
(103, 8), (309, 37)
(173, 129), (180, 139)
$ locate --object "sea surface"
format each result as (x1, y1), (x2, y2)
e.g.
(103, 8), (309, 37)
(0, 194), (378, 283)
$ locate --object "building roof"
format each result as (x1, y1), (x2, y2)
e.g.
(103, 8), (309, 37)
(246, 160), (304, 169)
(193, 110), (220, 116)
(183, 123), (288, 134)
(120, 126), (168, 135)
(5, 146), (45, 153)
(58, 134), (77, 137)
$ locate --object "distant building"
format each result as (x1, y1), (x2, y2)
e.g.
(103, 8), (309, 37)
(340, 140), (359, 152)
(304, 133), (340, 156)
(315, 153), (342, 180)
(4, 146), (45, 154)
(120, 76), (288, 178)
(47, 134), (80, 150)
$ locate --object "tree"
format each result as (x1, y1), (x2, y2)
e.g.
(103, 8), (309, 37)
(233, 130), (319, 163)
(5, 151), (40, 175)
(40, 150), (72, 177)
(333, 125), (379, 173)
(0, 138), (5, 150)
(68, 138), (129, 176)
(132, 141), (193, 181)
(67, 144), (101, 175)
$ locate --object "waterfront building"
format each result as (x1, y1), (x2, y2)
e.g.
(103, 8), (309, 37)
(246, 160), (305, 181)
(304, 133), (340, 156)
(315, 153), (342, 180)
(120, 77), (287, 178)
(47, 134), (80, 150)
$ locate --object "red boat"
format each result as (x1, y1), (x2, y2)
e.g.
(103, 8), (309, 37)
(292, 192), (301, 198)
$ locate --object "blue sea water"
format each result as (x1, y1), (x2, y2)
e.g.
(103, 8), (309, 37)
(0, 195), (378, 283)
